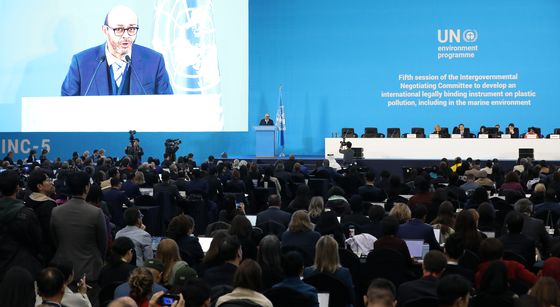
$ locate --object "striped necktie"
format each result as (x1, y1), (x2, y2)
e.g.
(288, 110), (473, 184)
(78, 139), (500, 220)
(112, 61), (125, 87)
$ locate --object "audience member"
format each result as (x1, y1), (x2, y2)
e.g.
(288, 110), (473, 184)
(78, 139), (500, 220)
(528, 277), (560, 307)
(47, 259), (92, 307)
(156, 239), (197, 288)
(272, 251), (319, 307)
(36, 267), (66, 307)
(499, 211), (536, 268)
(471, 261), (516, 307)
(437, 274), (471, 307)
(512, 199), (551, 258)
(98, 236), (136, 288)
(180, 278), (211, 307)
(359, 172), (388, 202)
(0, 266), (36, 307)
(257, 194), (291, 227)
(396, 250), (447, 307)
(202, 235), (241, 289)
(0, 171), (43, 279)
(389, 202), (411, 224)
(374, 216), (413, 265)
(363, 278), (397, 307)
(454, 209), (484, 253)
(166, 214), (204, 269)
(397, 204), (441, 250)
(114, 258), (167, 300)
(215, 259), (273, 307)
(308, 196), (324, 224)
(442, 233), (474, 283)
(127, 267), (154, 307)
(281, 210), (321, 264)
(342, 194), (371, 226)
(257, 235), (284, 290)
(116, 207), (153, 266)
(431, 200), (456, 243)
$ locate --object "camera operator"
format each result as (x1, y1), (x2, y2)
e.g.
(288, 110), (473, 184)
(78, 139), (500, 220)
(339, 140), (355, 167)
(125, 138), (144, 168)
(164, 139), (181, 162)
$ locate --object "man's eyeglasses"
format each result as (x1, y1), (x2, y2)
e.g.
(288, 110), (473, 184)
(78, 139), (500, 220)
(106, 25), (139, 36)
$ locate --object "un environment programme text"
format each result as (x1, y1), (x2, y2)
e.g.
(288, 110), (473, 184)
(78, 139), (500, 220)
(381, 73), (536, 108)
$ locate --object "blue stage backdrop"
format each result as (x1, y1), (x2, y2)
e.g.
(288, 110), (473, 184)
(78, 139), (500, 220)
(1, 0), (559, 161)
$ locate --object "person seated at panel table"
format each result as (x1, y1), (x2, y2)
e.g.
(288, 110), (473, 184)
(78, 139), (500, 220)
(432, 124), (449, 138)
(494, 124), (503, 137)
(505, 123), (519, 138)
(259, 113), (274, 126)
(477, 126), (487, 137)
(452, 123), (470, 138)
(524, 127), (540, 139)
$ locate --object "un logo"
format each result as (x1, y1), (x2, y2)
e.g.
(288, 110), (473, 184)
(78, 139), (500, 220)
(463, 30), (478, 43)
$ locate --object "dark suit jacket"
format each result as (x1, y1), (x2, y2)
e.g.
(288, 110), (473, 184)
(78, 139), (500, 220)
(102, 188), (131, 228)
(256, 207), (291, 227)
(442, 263), (474, 284)
(153, 182), (182, 223)
(397, 219), (441, 251)
(202, 262), (238, 288)
(396, 276), (439, 307)
(499, 233), (536, 268)
(358, 184), (387, 202)
(259, 119), (274, 125)
(521, 214), (550, 257)
(374, 236), (413, 265)
(50, 198), (108, 281)
(61, 43), (173, 95)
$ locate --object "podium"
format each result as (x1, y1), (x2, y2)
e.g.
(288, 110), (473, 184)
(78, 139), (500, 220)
(255, 126), (276, 157)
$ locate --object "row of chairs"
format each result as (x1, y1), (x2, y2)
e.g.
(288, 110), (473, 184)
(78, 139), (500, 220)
(341, 127), (560, 138)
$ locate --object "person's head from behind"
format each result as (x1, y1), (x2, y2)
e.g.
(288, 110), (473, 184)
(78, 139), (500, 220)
(411, 204), (428, 221)
(220, 235), (242, 264)
(369, 205), (386, 222)
(308, 196), (324, 218)
(380, 216), (400, 237)
(66, 171), (91, 196)
(288, 210), (314, 233)
(124, 207), (143, 227)
(156, 238), (181, 281)
(529, 277), (560, 307)
(422, 250), (447, 276)
(102, 5), (138, 59)
(505, 211), (524, 234)
(143, 258), (164, 284)
(167, 214), (195, 238)
(437, 274), (470, 307)
(233, 259), (263, 291)
(514, 198), (534, 215)
(388, 203), (411, 224)
(36, 267), (65, 301)
(110, 236), (135, 265)
(349, 194), (364, 214)
(257, 235), (281, 268)
(181, 278), (211, 307)
(229, 215), (252, 239)
(49, 259), (75, 285)
(202, 230), (229, 265)
(444, 233), (464, 261)
(281, 251), (304, 278)
(0, 266), (36, 307)
(267, 194), (281, 208)
(0, 170), (19, 197)
(364, 278), (396, 307)
(314, 235), (340, 273)
(108, 297), (138, 307)
(480, 238), (504, 261)
(128, 267), (153, 301)
(414, 176), (430, 193)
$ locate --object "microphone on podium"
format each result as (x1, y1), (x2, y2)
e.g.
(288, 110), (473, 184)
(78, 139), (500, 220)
(83, 56), (106, 96)
(125, 55), (148, 95)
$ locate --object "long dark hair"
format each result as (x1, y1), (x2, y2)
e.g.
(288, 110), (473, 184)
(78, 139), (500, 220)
(0, 267), (36, 307)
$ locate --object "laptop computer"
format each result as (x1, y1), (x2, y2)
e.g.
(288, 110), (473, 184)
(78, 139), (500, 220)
(405, 239), (426, 260)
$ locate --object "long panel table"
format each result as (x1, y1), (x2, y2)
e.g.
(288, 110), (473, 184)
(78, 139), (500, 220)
(325, 138), (560, 160)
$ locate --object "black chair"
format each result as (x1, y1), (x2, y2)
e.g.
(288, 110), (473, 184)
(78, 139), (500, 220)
(308, 178), (330, 199)
(181, 194), (208, 235)
(339, 248), (364, 301)
(303, 272), (353, 307)
(264, 287), (313, 307)
(411, 127), (425, 138)
(365, 248), (407, 287)
(554, 128), (560, 135)
(486, 127), (499, 138)
(99, 282), (122, 307)
(217, 299), (263, 307)
(503, 250), (528, 269)
(402, 297), (439, 307)
(362, 127), (383, 138)
(341, 128), (358, 138)
(281, 245), (313, 267)
(534, 209), (560, 228)
(387, 128), (401, 138)
(458, 249), (480, 273)
(257, 221), (286, 238)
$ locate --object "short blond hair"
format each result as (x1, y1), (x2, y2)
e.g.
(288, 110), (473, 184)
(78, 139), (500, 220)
(389, 203), (411, 223)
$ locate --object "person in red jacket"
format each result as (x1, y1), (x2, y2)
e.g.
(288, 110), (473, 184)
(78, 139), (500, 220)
(474, 238), (537, 289)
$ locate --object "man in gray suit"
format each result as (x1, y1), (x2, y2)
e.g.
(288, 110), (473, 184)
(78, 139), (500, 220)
(51, 171), (108, 288)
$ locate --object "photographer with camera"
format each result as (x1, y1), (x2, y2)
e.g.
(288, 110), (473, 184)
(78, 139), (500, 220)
(339, 139), (355, 167)
(125, 130), (144, 168)
(164, 139), (181, 162)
